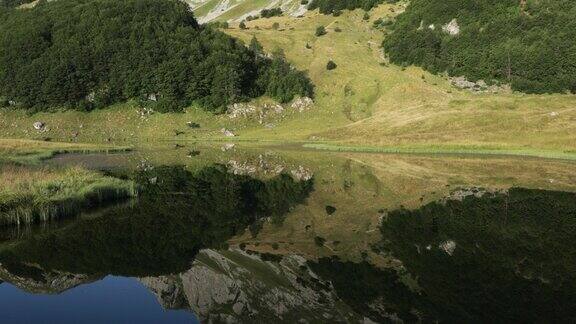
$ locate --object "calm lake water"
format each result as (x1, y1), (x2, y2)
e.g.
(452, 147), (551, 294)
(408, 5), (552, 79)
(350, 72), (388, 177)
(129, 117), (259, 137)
(2, 145), (576, 323)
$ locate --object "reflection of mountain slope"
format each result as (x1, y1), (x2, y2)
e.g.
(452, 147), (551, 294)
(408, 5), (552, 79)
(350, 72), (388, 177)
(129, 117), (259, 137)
(0, 262), (99, 294)
(140, 249), (361, 323)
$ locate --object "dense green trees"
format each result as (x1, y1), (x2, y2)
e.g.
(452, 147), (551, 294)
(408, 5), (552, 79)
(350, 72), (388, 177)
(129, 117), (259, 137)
(0, 0), (313, 112)
(260, 8), (282, 18)
(308, 0), (387, 14)
(383, 0), (576, 94)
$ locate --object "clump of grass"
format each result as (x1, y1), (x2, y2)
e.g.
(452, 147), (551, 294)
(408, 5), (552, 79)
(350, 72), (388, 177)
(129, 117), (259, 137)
(0, 139), (131, 165)
(0, 165), (137, 226)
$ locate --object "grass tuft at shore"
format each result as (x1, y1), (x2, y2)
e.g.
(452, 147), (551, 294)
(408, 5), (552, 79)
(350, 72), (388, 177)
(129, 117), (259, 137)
(0, 139), (131, 164)
(0, 165), (137, 226)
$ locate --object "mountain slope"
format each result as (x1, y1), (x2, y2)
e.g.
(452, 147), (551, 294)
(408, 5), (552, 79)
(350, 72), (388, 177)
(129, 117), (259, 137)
(189, 0), (307, 23)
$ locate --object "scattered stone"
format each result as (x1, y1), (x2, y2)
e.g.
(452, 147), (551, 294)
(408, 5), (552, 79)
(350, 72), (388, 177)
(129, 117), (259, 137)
(291, 166), (313, 181)
(439, 240), (457, 256)
(187, 150), (201, 158)
(442, 18), (460, 36)
(550, 112), (559, 117)
(147, 93), (158, 102)
(33, 121), (45, 131)
(290, 97), (314, 112)
(137, 106), (154, 119)
(221, 143), (236, 152)
(86, 91), (96, 103)
(450, 76), (509, 93)
(149, 177), (158, 185)
(222, 128), (236, 137)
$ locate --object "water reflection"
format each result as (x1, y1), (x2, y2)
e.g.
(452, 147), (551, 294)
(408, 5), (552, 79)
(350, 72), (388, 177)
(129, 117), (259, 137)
(0, 151), (575, 322)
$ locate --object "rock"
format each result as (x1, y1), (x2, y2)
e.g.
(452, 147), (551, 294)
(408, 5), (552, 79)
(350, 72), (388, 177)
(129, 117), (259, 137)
(149, 177), (158, 185)
(221, 128), (236, 137)
(227, 103), (257, 119)
(86, 91), (96, 103)
(147, 93), (158, 102)
(290, 97), (314, 112)
(550, 112), (559, 117)
(33, 121), (45, 131)
(442, 18), (460, 36)
(221, 143), (236, 152)
(439, 240), (457, 256)
(428, 24), (435, 30)
(291, 166), (313, 182)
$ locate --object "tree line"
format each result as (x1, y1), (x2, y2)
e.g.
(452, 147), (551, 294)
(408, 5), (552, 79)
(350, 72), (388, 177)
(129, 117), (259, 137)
(0, 0), (313, 112)
(308, 0), (396, 15)
(383, 0), (576, 94)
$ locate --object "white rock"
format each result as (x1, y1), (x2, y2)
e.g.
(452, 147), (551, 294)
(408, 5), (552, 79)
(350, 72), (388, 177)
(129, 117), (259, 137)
(439, 240), (457, 256)
(33, 121), (45, 131)
(442, 19), (460, 36)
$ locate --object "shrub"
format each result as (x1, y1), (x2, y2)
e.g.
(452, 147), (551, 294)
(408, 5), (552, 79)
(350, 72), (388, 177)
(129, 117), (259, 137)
(315, 25), (327, 36)
(327, 60), (338, 70)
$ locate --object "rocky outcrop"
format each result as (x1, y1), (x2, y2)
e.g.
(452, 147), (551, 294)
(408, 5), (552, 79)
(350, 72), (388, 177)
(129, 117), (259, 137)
(227, 97), (313, 123)
(450, 76), (510, 93)
(227, 155), (313, 180)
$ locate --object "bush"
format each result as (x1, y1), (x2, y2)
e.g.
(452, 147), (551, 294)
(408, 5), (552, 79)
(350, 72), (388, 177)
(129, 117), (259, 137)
(260, 8), (282, 18)
(272, 22), (280, 30)
(308, 0), (386, 15)
(315, 25), (327, 36)
(239, 21), (247, 29)
(327, 60), (338, 70)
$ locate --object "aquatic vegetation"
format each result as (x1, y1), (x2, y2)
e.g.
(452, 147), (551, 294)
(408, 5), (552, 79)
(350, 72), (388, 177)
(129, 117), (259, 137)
(0, 165), (137, 225)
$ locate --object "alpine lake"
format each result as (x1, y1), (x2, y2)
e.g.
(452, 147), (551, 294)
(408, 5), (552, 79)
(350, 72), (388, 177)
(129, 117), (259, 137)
(0, 144), (575, 323)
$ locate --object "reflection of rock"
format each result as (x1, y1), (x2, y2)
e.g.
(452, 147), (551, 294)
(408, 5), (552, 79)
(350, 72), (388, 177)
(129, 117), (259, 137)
(0, 263), (98, 294)
(442, 187), (503, 203)
(222, 128), (236, 137)
(140, 249), (359, 322)
(227, 156), (313, 181)
(221, 143), (236, 152)
(439, 240), (456, 256)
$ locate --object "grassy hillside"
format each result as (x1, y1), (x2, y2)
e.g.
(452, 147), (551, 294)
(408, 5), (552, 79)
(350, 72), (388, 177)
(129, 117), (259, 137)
(0, 3), (575, 157)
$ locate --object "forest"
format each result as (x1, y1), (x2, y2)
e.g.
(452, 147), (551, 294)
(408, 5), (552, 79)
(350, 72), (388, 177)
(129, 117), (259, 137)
(0, 0), (313, 112)
(383, 0), (576, 94)
(308, 0), (387, 14)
